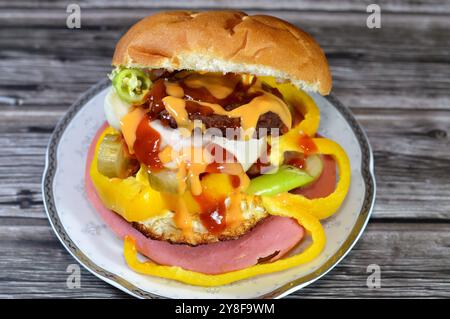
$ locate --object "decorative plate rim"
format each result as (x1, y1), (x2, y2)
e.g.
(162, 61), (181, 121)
(42, 78), (376, 299)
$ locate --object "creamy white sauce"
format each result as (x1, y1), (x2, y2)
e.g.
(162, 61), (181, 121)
(211, 135), (266, 171)
(149, 120), (266, 171)
(104, 88), (131, 130)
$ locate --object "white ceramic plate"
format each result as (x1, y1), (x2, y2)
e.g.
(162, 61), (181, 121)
(42, 79), (376, 299)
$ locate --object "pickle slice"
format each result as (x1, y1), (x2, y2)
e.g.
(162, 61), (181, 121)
(147, 169), (180, 194)
(304, 154), (324, 180)
(97, 134), (137, 179)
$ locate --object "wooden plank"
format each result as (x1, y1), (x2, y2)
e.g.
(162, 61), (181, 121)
(358, 109), (450, 221)
(293, 222), (450, 298)
(1, 0), (450, 14)
(0, 12), (449, 110)
(0, 220), (129, 298)
(0, 221), (448, 298)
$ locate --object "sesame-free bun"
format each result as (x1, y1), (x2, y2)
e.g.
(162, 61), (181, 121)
(113, 10), (332, 95)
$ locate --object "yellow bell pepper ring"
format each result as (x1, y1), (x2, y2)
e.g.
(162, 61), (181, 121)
(265, 137), (351, 220)
(123, 205), (325, 287)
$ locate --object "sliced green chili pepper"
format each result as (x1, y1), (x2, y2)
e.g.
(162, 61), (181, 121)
(112, 68), (151, 104)
(246, 165), (314, 196)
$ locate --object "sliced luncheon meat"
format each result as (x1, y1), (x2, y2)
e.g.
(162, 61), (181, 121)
(291, 155), (337, 199)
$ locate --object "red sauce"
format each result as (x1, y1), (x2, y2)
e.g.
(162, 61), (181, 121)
(229, 175), (241, 188)
(206, 162), (225, 173)
(298, 135), (318, 155)
(246, 143), (272, 178)
(146, 79), (167, 117)
(292, 105), (305, 127)
(287, 157), (306, 169)
(197, 158), (242, 233)
(185, 100), (215, 116)
(183, 86), (220, 105)
(195, 194), (227, 234)
(133, 114), (163, 171)
(261, 82), (283, 99)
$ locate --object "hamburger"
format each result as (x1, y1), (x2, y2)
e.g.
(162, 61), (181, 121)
(85, 10), (350, 286)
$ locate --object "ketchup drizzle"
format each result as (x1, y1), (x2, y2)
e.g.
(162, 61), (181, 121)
(195, 194), (227, 234)
(287, 157), (306, 169)
(297, 135), (318, 155)
(133, 114), (163, 171)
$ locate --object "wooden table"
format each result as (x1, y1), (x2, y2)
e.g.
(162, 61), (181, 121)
(1, 0), (449, 298)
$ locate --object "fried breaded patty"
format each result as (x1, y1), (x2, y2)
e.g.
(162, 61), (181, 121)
(131, 198), (268, 246)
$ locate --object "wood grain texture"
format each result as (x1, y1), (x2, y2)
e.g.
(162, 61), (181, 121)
(2, 0), (450, 13)
(1, 11), (449, 110)
(0, 0), (449, 298)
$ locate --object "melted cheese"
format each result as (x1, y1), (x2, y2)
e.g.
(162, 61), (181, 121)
(176, 160), (188, 194)
(120, 107), (146, 153)
(158, 146), (173, 164)
(162, 96), (190, 128)
(227, 191), (243, 227)
(197, 92), (292, 133)
(178, 147), (213, 196)
(164, 81), (184, 98)
(184, 73), (240, 99)
(161, 92), (291, 136)
(162, 79), (292, 135)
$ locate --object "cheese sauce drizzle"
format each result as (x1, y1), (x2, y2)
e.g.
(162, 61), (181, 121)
(161, 74), (292, 133)
(131, 72), (294, 236)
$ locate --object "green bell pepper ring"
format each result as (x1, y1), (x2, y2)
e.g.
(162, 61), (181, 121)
(246, 165), (314, 196)
(112, 68), (152, 104)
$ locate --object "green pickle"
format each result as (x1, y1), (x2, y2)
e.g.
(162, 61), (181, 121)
(97, 134), (137, 179)
(147, 169), (180, 194)
(304, 154), (323, 179)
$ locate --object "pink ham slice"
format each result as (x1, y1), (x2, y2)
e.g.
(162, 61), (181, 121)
(291, 155), (337, 199)
(85, 124), (309, 274)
